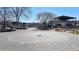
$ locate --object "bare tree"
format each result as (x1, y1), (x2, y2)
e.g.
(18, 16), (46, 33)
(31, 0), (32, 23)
(11, 7), (31, 27)
(37, 12), (57, 29)
(0, 7), (13, 30)
(37, 12), (57, 23)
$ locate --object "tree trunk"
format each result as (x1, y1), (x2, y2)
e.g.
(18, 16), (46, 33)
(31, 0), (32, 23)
(2, 8), (6, 31)
(16, 17), (20, 28)
(3, 17), (6, 30)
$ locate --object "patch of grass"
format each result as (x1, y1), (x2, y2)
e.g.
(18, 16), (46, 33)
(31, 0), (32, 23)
(70, 29), (79, 35)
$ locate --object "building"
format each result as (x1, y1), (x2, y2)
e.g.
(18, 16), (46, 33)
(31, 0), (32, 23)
(48, 15), (77, 28)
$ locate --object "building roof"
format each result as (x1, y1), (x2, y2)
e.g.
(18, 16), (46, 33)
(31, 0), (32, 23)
(53, 15), (76, 21)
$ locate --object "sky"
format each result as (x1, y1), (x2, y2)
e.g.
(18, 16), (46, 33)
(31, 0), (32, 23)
(21, 7), (79, 23)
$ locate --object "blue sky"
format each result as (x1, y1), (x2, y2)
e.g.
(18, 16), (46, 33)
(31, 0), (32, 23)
(21, 7), (79, 23)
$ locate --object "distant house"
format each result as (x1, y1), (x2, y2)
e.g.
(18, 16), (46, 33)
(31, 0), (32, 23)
(48, 15), (77, 28)
(0, 21), (28, 30)
(11, 22), (27, 29)
(0, 21), (12, 30)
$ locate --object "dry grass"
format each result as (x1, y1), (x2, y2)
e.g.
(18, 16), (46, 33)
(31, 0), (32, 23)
(70, 29), (79, 35)
(55, 28), (69, 32)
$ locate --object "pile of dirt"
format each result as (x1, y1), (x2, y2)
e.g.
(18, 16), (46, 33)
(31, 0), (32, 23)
(55, 28), (69, 32)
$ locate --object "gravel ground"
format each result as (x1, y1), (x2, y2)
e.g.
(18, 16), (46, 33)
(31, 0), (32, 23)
(0, 28), (79, 51)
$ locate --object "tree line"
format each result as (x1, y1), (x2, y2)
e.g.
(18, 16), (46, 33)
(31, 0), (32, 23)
(0, 7), (31, 30)
(0, 7), (58, 30)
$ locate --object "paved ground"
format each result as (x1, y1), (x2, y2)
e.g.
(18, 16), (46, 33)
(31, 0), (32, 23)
(0, 28), (79, 51)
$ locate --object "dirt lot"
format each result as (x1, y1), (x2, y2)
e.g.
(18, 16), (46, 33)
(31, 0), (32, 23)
(0, 28), (79, 51)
